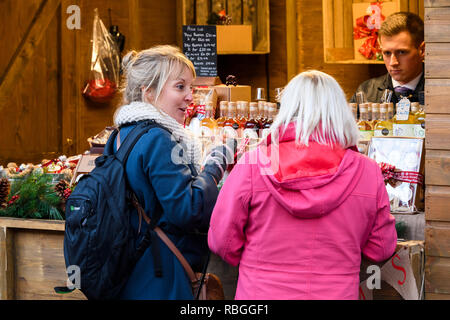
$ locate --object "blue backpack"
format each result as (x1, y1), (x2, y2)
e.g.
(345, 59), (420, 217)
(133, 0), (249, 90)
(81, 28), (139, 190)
(63, 120), (165, 300)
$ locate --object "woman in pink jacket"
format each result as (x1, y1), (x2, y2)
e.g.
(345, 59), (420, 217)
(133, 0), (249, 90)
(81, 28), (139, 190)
(208, 70), (397, 300)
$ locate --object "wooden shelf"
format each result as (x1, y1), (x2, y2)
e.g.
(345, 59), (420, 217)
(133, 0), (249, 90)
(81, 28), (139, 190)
(328, 59), (385, 65)
(322, 0), (424, 64)
(177, 0), (270, 54)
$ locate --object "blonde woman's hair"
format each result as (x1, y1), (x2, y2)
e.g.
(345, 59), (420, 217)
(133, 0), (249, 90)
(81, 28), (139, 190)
(270, 70), (359, 148)
(120, 45), (196, 104)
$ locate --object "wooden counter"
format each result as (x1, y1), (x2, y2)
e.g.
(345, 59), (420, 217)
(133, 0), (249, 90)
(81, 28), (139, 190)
(0, 217), (86, 300)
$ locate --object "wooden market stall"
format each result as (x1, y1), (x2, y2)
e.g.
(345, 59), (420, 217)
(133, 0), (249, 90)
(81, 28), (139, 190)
(0, 0), (449, 300)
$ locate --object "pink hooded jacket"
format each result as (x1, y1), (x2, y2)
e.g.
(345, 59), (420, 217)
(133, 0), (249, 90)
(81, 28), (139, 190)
(208, 124), (397, 300)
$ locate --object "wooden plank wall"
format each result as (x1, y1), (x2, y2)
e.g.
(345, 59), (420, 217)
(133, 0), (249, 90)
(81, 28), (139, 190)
(295, 0), (387, 100)
(424, 0), (450, 300)
(0, 0), (177, 165)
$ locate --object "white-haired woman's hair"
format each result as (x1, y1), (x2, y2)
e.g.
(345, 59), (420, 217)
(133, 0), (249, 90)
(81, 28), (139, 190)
(120, 45), (196, 104)
(270, 70), (359, 148)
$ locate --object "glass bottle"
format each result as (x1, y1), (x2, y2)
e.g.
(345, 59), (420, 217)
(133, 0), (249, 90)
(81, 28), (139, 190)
(387, 103), (394, 120)
(201, 102), (218, 136)
(393, 101), (417, 137)
(216, 101), (228, 128)
(371, 103), (380, 127)
(243, 103), (262, 148)
(260, 103), (276, 139)
(367, 103), (372, 122)
(349, 103), (358, 121)
(374, 103), (393, 137)
(357, 103), (374, 141)
(257, 101), (266, 126)
(223, 101), (240, 138)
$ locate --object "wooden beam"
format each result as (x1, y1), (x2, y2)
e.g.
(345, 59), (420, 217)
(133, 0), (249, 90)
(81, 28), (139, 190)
(0, 0), (62, 112)
(61, 0), (80, 157)
(286, 0), (297, 81)
(128, 0), (141, 50)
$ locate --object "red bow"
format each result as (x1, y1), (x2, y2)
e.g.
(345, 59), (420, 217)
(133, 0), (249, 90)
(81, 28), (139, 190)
(353, 2), (385, 59)
(379, 162), (423, 185)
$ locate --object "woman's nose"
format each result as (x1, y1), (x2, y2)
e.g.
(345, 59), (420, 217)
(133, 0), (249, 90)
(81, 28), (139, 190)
(185, 90), (193, 103)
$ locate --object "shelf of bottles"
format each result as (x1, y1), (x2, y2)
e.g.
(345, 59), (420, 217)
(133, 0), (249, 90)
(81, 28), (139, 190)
(188, 99), (278, 161)
(351, 99), (425, 154)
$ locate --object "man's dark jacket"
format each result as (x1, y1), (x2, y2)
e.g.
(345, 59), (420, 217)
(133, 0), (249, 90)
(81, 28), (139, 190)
(350, 72), (425, 105)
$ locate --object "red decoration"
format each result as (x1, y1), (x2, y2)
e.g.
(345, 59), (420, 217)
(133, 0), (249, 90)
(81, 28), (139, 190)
(8, 195), (19, 206)
(379, 162), (423, 185)
(353, 2), (385, 59)
(184, 103), (206, 128)
(63, 188), (72, 200)
(82, 78), (117, 104)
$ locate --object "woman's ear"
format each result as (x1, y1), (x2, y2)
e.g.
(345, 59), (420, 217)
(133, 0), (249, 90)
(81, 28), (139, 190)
(142, 87), (154, 104)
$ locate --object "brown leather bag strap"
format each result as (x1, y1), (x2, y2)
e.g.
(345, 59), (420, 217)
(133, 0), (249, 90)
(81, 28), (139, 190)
(131, 193), (199, 284)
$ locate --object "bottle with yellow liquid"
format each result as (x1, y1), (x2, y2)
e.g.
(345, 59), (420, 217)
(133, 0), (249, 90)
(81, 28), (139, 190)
(393, 100), (418, 137)
(387, 103), (394, 120)
(371, 103), (380, 127)
(374, 103), (393, 137)
(357, 103), (374, 141)
(216, 101), (228, 128)
(349, 103), (358, 121)
(200, 102), (218, 137)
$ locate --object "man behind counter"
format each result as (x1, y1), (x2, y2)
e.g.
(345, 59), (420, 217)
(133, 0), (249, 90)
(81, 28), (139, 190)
(350, 12), (425, 106)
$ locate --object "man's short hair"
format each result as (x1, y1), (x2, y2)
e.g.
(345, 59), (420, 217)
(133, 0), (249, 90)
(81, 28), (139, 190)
(379, 12), (424, 47)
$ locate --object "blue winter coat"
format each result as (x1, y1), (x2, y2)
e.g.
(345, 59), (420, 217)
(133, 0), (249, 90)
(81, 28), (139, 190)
(115, 122), (220, 299)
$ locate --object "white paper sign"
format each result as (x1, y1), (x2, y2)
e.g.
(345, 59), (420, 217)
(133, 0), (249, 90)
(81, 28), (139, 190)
(381, 247), (419, 300)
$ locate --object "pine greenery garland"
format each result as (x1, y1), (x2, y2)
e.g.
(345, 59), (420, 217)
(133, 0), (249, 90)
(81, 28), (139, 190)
(0, 173), (65, 220)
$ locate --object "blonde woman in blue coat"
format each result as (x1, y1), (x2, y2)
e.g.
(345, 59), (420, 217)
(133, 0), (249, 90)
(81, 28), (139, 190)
(113, 45), (233, 299)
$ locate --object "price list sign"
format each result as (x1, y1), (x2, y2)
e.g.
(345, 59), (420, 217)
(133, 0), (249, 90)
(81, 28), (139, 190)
(182, 25), (217, 77)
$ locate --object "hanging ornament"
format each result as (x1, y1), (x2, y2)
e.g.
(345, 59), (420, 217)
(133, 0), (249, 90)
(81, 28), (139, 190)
(82, 8), (120, 104)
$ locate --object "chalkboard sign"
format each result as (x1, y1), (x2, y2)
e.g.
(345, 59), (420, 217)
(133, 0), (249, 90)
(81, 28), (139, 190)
(182, 25), (217, 77)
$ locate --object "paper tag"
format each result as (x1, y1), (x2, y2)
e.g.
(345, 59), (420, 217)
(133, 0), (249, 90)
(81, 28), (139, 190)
(395, 97), (411, 121)
(393, 124), (416, 137)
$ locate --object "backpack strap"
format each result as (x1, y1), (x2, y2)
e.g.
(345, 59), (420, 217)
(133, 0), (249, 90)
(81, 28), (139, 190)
(114, 120), (157, 165)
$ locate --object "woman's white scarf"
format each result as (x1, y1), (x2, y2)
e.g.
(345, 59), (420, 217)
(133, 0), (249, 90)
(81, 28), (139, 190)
(114, 101), (202, 173)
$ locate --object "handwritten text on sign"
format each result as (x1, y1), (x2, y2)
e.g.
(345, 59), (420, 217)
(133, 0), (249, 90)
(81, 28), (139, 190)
(182, 25), (217, 77)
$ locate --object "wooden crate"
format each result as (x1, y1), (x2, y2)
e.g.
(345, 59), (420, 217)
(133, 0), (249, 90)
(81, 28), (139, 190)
(322, 0), (424, 64)
(177, 0), (270, 54)
(0, 217), (86, 300)
(360, 240), (425, 300)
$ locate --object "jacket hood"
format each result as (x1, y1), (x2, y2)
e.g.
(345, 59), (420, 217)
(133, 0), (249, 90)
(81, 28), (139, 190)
(257, 124), (364, 219)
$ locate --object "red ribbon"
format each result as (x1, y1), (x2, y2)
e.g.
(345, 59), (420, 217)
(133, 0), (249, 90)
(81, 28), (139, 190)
(353, 2), (385, 59)
(183, 103), (207, 128)
(379, 162), (424, 185)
